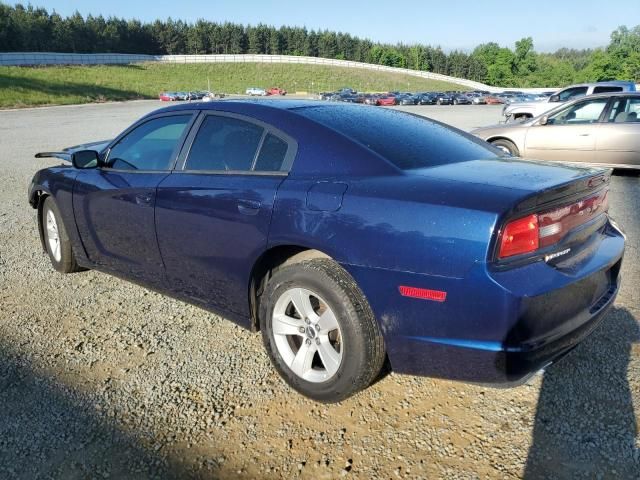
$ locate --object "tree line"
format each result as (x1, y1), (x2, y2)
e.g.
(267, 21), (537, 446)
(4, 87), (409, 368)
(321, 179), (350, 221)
(1, 3), (638, 87)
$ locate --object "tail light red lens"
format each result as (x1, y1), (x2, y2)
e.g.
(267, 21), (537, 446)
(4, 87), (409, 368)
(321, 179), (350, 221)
(498, 188), (609, 259)
(498, 214), (539, 258)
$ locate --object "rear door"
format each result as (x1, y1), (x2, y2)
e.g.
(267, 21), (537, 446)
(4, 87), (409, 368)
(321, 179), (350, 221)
(155, 112), (297, 323)
(524, 97), (610, 163)
(73, 112), (195, 284)
(595, 96), (640, 167)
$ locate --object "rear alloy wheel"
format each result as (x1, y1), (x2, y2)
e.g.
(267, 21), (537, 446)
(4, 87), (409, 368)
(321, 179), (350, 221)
(41, 196), (83, 273)
(261, 259), (386, 402)
(491, 138), (520, 157)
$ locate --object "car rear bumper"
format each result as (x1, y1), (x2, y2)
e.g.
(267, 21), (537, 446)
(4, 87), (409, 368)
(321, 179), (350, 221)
(343, 220), (625, 385)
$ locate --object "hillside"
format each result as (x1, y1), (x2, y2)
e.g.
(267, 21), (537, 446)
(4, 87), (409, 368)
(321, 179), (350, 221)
(0, 62), (469, 108)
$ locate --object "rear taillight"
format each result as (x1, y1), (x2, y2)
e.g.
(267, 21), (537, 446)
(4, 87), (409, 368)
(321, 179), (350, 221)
(498, 189), (609, 259)
(538, 190), (609, 248)
(498, 214), (539, 258)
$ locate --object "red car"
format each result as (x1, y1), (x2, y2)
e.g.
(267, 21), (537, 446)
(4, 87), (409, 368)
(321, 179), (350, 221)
(266, 87), (287, 96)
(484, 95), (505, 105)
(159, 92), (178, 101)
(376, 95), (397, 106)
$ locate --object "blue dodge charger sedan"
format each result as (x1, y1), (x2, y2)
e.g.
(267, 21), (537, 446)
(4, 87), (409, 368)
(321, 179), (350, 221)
(30, 100), (625, 402)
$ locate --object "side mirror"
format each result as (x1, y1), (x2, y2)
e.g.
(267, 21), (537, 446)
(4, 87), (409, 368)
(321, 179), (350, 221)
(549, 94), (560, 102)
(538, 115), (549, 126)
(72, 150), (100, 169)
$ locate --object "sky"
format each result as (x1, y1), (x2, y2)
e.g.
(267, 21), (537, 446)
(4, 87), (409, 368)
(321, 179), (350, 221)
(26, 0), (640, 53)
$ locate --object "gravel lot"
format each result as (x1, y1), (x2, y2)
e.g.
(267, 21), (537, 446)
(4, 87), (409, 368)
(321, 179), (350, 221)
(0, 99), (638, 479)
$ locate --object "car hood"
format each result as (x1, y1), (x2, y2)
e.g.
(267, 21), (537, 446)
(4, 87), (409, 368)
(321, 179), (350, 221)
(471, 122), (530, 138)
(63, 139), (112, 154)
(35, 139), (112, 163)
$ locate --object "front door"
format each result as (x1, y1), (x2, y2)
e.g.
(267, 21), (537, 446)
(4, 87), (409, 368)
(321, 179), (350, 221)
(73, 113), (194, 284)
(524, 97), (609, 164)
(155, 112), (296, 324)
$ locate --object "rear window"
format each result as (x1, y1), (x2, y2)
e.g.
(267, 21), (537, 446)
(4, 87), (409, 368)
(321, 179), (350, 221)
(296, 105), (499, 169)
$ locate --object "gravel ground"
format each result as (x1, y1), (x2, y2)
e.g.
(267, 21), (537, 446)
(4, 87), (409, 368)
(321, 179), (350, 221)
(0, 100), (638, 479)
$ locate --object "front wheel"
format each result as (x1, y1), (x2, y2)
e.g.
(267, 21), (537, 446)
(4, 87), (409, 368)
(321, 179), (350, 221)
(491, 138), (520, 157)
(41, 196), (83, 273)
(260, 259), (386, 402)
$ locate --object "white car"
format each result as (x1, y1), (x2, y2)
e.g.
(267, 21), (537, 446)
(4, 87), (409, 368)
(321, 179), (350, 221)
(246, 87), (267, 96)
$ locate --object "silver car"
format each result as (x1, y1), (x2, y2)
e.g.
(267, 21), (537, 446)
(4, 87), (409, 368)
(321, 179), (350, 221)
(472, 92), (640, 170)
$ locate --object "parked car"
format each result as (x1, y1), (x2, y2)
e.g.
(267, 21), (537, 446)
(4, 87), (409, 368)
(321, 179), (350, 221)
(159, 92), (179, 102)
(433, 93), (453, 105)
(503, 81), (637, 122)
(451, 94), (472, 105)
(472, 95), (487, 105)
(363, 94), (380, 105)
(376, 94), (397, 106)
(202, 91), (225, 102)
(398, 94), (419, 105)
(472, 92), (640, 170)
(246, 87), (267, 96)
(485, 95), (505, 105)
(418, 93), (438, 105)
(267, 87), (287, 96)
(31, 101), (624, 402)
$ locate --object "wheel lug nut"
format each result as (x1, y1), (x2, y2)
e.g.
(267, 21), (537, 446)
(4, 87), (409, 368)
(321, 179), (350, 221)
(315, 324), (321, 331)
(304, 318), (310, 325)
(315, 338), (320, 345)
(305, 338), (312, 345)
(299, 327), (305, 333)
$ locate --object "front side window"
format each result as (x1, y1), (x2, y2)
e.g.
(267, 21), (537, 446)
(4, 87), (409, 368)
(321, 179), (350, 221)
(106, 115), (191, 170)
(548, 98), (609, 125)
(556, 87), (588, 102)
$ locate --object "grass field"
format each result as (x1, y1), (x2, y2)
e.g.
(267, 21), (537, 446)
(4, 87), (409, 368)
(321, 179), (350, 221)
(0, 62), (469, 108)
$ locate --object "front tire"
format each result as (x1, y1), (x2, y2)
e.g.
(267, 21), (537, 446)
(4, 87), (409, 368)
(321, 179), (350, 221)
(491, 138), (520, 156)
(41, 197), (82, 273)
(260, 259), (385, 402)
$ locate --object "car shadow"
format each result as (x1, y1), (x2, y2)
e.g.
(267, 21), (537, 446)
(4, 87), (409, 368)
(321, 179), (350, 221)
(523, 306), (639, 478)
(0, 338), (246, 479)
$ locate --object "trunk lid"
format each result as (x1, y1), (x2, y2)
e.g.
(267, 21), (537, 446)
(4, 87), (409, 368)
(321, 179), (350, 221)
(410, 158), (612, 263)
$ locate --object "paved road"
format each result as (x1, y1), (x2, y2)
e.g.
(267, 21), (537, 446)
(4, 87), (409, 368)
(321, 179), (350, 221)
(0, 100), (638, 479)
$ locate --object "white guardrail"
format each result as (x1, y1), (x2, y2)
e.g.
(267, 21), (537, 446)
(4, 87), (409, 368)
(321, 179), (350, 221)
(0, 52), (554, 92)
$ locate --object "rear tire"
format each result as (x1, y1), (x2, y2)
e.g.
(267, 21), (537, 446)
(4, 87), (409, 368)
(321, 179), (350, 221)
(491, 138), (520, 157)
(41, 197), (82, 273)
(260, 259), (386, 403)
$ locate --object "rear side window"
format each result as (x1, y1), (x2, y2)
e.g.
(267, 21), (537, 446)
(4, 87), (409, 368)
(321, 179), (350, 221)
(296, 105), (499, 170)
(608, 97), (640, 123)
(186, 115), (264, 171)
(254, 133), (289, 171)
(593, 86), (622, 94)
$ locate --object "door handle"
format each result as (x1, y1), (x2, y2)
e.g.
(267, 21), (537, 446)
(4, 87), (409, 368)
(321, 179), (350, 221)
(237, 199), (261, 215)
(579, 133), (591, 136)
